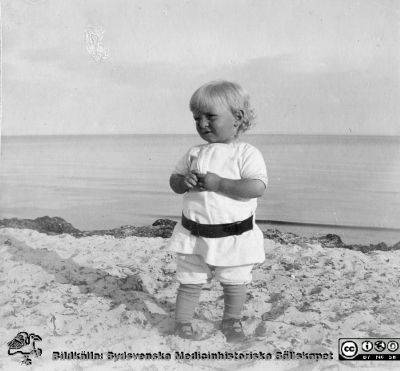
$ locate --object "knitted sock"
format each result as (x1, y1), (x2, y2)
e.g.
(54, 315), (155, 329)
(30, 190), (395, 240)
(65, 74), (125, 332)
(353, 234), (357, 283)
(175, 284), (202, 323)
(221, 283), (247, 320)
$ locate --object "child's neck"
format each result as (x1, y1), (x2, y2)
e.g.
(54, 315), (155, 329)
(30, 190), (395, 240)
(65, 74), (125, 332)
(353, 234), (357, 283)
(214, 136), (241, 144)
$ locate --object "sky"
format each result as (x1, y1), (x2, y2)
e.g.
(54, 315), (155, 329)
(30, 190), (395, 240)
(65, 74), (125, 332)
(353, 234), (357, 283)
(1, 0), (399, 136)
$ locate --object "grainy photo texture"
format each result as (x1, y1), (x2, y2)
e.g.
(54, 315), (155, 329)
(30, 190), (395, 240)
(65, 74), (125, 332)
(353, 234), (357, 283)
(1, 1), (399, 370)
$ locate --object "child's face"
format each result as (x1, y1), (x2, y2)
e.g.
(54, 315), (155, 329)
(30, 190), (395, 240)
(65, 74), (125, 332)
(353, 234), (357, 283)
(192, 103), (239, 144)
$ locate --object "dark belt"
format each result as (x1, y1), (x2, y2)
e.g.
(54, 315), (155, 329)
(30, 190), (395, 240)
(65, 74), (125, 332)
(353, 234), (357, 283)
(181, 213), (253, 238)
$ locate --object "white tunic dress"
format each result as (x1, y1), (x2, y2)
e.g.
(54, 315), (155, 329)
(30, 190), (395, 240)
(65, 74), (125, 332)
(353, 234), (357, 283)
(168, 141), (268, 267)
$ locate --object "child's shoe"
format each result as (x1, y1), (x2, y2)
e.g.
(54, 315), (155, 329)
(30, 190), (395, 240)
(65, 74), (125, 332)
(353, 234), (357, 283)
(221, 319), (246, 343)
(174, 322), (200, 340)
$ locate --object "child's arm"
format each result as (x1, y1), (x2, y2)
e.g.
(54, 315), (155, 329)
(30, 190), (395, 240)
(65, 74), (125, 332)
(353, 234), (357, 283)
(169, 172), (199, 194)
(195, 172), (265, 199)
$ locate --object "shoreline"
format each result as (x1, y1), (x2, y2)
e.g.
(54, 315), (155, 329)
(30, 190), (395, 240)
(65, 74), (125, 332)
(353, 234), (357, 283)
(0, 215), (399, 253)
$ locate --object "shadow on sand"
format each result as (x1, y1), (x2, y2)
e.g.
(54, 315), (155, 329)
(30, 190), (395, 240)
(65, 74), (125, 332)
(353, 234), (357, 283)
(4, 235), (176, 335)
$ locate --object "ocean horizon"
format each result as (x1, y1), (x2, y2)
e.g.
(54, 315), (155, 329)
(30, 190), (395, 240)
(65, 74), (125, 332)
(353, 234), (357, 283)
(1, 133), (400, 244)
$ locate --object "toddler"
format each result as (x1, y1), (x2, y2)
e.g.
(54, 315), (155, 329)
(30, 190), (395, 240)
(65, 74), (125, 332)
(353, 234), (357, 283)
(168, 80), (267, 343)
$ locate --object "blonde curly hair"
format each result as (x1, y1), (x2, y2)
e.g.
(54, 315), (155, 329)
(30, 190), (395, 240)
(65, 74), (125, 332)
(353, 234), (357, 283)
(189, 80), (256, 136)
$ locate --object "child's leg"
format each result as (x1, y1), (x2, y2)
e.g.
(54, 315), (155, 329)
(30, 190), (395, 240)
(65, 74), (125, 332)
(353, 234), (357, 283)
(175, 283), (202, 323)
(221, 283), (247, 320)
(216, 264), (253, 319)
(174, 254), (211, 338)
(216, 265), (253, 342)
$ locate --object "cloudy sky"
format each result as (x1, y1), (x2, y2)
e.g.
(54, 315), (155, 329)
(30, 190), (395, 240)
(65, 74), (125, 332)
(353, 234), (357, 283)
(2, 0), (399, 135)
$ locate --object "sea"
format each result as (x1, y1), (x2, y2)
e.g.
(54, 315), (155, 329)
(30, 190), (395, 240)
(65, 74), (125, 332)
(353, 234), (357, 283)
(1, 134), (400, 245)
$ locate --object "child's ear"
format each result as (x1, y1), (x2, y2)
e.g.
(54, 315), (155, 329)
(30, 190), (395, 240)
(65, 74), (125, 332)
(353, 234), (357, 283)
(235, 109), (244, 126)
(235, 109), (245, 122)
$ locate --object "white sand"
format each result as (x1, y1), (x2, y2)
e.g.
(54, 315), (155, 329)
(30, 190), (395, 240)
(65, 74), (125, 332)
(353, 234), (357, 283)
(1, 228), (400, 371)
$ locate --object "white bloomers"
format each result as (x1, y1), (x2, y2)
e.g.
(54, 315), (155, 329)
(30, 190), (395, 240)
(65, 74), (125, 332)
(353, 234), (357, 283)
(176, 253), (254, 285)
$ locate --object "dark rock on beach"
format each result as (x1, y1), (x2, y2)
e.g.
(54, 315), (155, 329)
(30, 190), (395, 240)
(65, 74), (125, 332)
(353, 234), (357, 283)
(81, 218), (177, 238)
(0, 216), (82, 236)
(0, 216), (177, 239)
(262, 228), (400, 253)
(262, 229), (347, 247)
(0, 215), (399, 252)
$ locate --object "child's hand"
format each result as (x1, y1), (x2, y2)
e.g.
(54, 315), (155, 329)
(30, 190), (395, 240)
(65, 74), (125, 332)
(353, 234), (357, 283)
(183, 171), (199, 190)
(195, 172), (222, 192)
(192, 172), (266, 198)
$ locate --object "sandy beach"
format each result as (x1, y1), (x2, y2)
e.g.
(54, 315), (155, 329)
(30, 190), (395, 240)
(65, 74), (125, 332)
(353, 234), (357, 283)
(1, 218), (400, 371)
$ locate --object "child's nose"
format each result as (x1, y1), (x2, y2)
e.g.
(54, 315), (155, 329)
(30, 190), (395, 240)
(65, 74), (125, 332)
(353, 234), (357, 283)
(198, 117), (209, 128)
